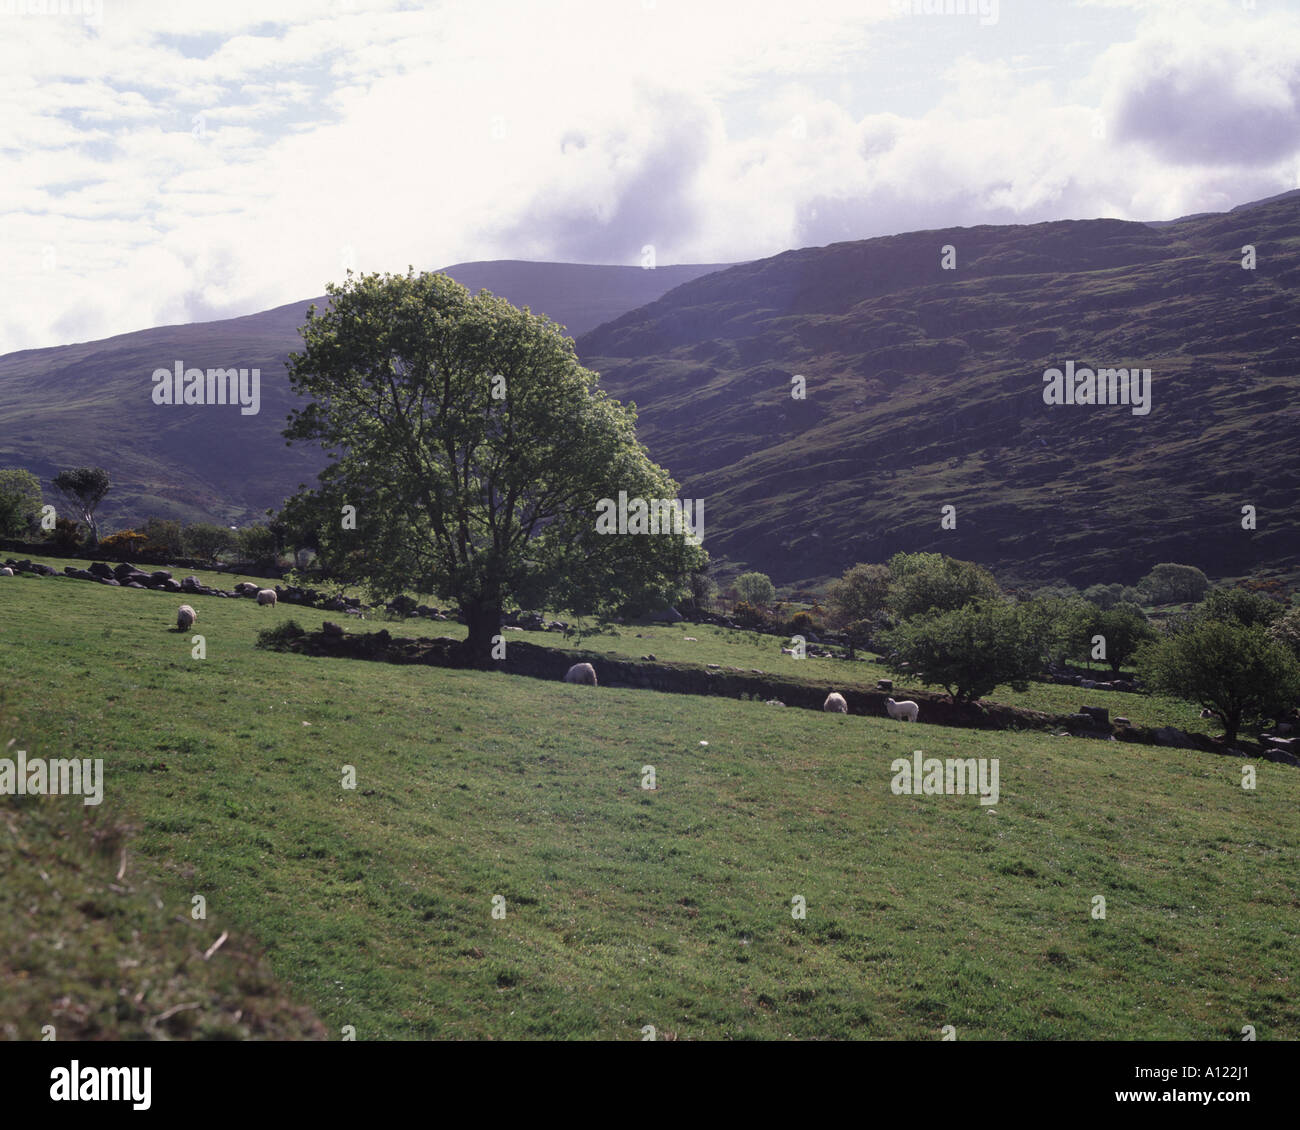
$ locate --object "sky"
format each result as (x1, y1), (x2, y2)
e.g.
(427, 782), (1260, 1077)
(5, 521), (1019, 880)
(2, 0), (1299, 354)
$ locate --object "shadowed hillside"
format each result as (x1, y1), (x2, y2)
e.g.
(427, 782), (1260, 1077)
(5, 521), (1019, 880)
(580, 192), (1300, 588)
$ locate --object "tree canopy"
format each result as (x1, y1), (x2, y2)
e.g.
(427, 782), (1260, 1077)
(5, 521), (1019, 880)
(283, 270), (703, 663)
(51, 467), (110, 546)
(0, 468), (42, 539)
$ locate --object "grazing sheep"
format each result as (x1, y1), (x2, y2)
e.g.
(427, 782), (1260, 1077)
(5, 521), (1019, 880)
(823, 692), (848, 713)
(780, 647), (797, 656)
(176, 603), (197, 631)
(886, 697), (919, 723)
(563, 662), (597, 686)
(256, 588), (277, 607)
(0, 566), (13, 576)
(234, 582), (259, 596)
(1200, 708), (1224, 721)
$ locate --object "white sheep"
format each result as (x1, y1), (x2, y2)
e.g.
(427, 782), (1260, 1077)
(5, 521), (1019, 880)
(176, 603), (197, 631)
(256, 588), (277, 607)
(0, 566), (13, 576)
(886, 697), (919, 723)
(780, 647), (797, 656)
(823, 692), (848, 713)
(563, 662), (597, 686)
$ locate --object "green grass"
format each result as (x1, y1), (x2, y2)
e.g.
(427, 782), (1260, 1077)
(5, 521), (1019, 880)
(2, 572), (1297, 1039)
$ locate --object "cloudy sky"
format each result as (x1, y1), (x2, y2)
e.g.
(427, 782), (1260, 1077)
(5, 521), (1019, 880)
(3, 0), (1299, 354)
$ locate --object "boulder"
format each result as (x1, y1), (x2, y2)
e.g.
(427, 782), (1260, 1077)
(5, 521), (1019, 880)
(1079, 705), (1109, 727)
(149, 570), (172, 582)
(88, 561), (115, 580)
(647, 606), (683, 623)
(322, 621), (345, 636)
(877, 679), (893, 691)
(1153, 726), (1193, 747)
(162, 578), (182, 593)
(126, 581), (146, 589)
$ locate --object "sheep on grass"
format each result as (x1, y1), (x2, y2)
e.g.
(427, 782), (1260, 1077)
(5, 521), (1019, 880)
(256, 588), (278, 607)
(0, 567), (13, 576)
(823, 691), (848, 713)
(563, 662), (597, 686)
(176, 604), (197, 631)
(885, 697), (919, 723)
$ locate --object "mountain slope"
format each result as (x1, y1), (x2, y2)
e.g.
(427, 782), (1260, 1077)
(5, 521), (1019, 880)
(579, 193), (1300, 587)
(0, 260), (728, 529)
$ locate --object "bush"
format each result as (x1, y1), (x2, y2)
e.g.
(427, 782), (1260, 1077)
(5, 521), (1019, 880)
(1082, 583), (1123, 610)
(255, 620), (306, 649)
(826, 562), (891, 626)
(97, 530), (149, 558)
(49, 517), (83, 552)
(236, 524), (278, 566)
(1268, 606), (1300, 660)
(882, 600), (1043, 703)
(787, 610), (822, 637)
(734, 571), (775, 607)
(1138, 562), (1210, 605)
(731, 601), (770, 631)
(1194, 586), (1286, 631)
(141, 517), (185, 559)
(0, 468), (43, 538)
(183, 522), (235, 563)
(1137, 620), (1300, 745)
(887, 551), (1001, 620)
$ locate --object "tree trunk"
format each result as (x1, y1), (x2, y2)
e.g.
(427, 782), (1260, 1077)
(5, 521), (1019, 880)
(1223, 708), (1241, 747)
(456, 596), (503, 669)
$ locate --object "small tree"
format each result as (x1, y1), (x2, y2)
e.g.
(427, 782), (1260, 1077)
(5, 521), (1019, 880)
(52, 467), (110, 547)
(734, 571), (775, 607)
(1138, 562), (1210, 605)
(682, 566), (716, 618)
(1137, 621), (1300, 745)
(236, 524), (278, 566)
(0, 468), (43, 538)
(183, 522), (235, 563)
(1077, 602), (1156, 673)
(882, 600), (1043, 703)
(1268, 605), (1300, 660)
(141, 517), (185, 558)
(50, 517), (82, 552)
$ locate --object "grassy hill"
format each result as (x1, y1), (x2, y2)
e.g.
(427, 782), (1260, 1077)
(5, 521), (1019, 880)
(3, 570), (1296, 1039)
(580, 191), (1300, 589)
(0, 260), (728, 532)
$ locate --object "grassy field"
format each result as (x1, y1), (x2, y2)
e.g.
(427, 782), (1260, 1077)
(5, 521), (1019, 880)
(2, 570), (1297, 1039)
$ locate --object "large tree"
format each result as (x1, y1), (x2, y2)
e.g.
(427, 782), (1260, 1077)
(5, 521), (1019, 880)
(51, 467), (110, 546)
(886, 551), (1001, 621)
(283, 270), (703, 665)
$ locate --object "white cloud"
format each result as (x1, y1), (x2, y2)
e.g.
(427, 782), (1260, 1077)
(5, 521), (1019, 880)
(2, 0), (1299, 353)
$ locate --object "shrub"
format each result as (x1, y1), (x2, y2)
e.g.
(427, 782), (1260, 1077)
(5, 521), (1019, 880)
(787, 610), (822, 637)
(97, 530), (149, 558)
(0, 468), (43, 538)
(255, 620), (306, 649)
(183, 522), (235, 563)
(49, 517), (83, 552)
(1138, 562), (1210, 605)
(887, 551), (1001, 620)
(141, 517), (185, 559)
(731, 600), (770, 631)
(1194, 586), (1286, 631)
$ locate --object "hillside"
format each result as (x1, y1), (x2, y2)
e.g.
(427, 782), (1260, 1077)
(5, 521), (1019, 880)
(580, 191), (1300, 588)
(0, 260), (727, 530)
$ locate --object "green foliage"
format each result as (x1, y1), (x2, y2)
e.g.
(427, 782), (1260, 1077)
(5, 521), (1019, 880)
(826, 562), (892, 629)
(734, 571), (775, 607)
(883, 599), (1044, 703)
(235, 524), (278, 566)
(886, 551), (1001, 621)
(0, 467), (43, 538)
(1194, 586), (1286, 630)
(282, 269), (702, 664)
(52, 467), (110, 545)
(1074, 602), (1156, 672)
(256, 619), (307, 649)
(141, 517), (185, 558)
(787, 610), (822, 637)
(1082, 582), (1124, 610)
(97, 530), (149, 558)
(1138, 562), (1210, 605)
(731, 600), (770, 631)
(1268, 605), (1300, 661)
(1137, 620), (1300, 744)
(183, 522), (236, 563)
(49, 516), (83, 552)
